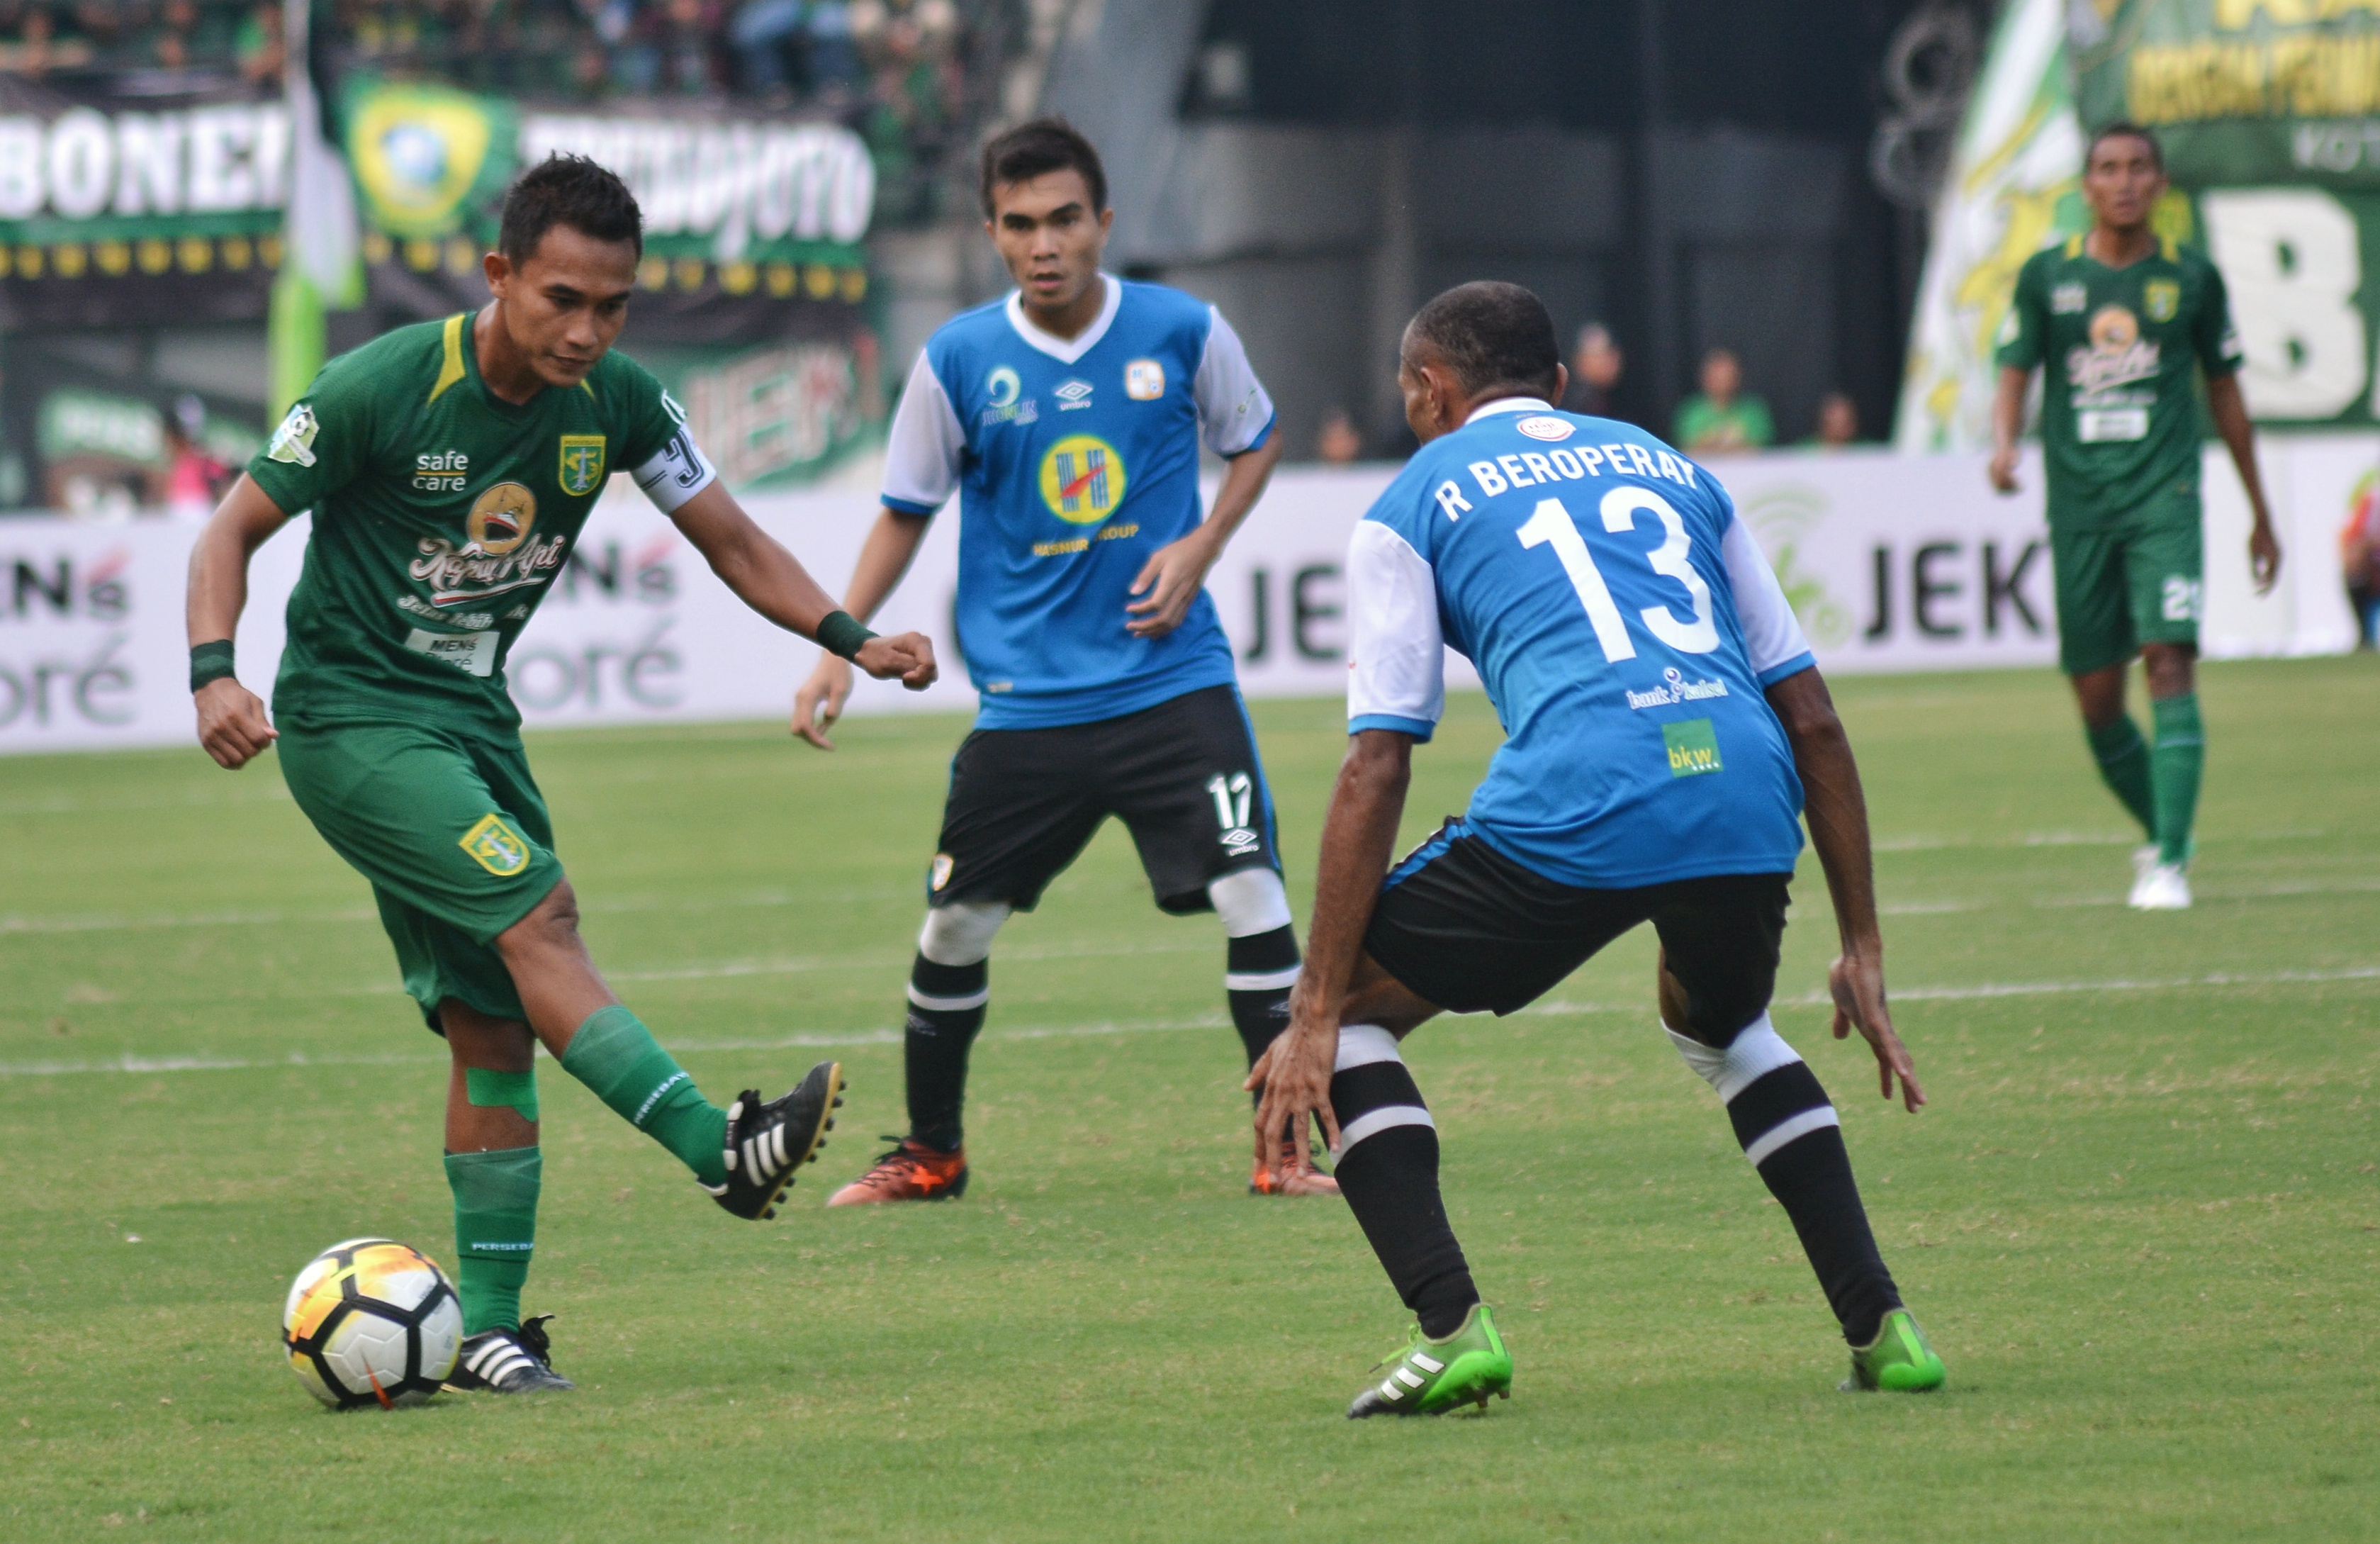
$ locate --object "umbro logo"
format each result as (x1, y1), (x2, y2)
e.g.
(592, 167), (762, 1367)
(1056, 379), (1094, 410)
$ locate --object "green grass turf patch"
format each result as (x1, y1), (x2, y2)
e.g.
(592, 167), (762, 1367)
(1, 658), (2375, 1540)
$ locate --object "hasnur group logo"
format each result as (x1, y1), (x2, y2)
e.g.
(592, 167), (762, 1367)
(1039, 435), (1127, 525)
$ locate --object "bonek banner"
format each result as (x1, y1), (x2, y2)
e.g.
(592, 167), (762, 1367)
(0, 446), (2363, 755)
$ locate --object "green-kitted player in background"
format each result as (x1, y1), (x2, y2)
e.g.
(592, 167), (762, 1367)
(186, 157), (938, 1392)
(1990, 121), (2280, 912)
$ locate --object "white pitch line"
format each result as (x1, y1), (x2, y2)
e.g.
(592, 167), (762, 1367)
(9, 969), (2376, 1078)
(0, 1014), (1233, 1078)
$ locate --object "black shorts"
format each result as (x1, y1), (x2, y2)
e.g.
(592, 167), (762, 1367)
(928, 684), (1280, 914)
(1362, 822), (1791, 1046)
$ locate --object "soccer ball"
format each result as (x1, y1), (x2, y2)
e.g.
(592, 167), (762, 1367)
(281, 1238), (463, 1409)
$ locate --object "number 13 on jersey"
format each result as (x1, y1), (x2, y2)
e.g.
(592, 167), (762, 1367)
(1516, 487), (1719, 661)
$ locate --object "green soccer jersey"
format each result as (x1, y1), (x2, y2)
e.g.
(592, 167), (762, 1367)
(1996, 234), (2243, 527)
(246, 313), (714, 736)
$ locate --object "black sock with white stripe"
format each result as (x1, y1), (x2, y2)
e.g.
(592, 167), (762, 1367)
(1329, 1024), (1478, 1337)
(904, 954), (987, 1153)
(1671, 1014), (1900, 1346)
(1227, 923), (1302, 1092)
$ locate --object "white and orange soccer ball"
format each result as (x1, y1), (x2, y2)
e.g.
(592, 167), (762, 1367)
(281, 1238), (463, 1409)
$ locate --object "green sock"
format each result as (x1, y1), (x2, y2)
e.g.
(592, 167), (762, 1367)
(444, 1146), (540, 1336)
(2150, 693), (2204, 866)
(2085, 714), (2156, 839)
(558, 1005), (729, 1187)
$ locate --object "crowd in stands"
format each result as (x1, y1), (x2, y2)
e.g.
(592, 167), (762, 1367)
(0, 0), (999, 222)
(0, 0), (284, 80)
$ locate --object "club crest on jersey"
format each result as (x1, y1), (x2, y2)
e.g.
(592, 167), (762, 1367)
(1125, 359), (1164, 400)
(466, 482), (537, 554)
(1039, 435), (1128, 525)
(1515, 415), (1573, 441)
(557, 435), (607, 496)
(459, 813), (532, 876)
(2144, 279), (2179, 323)
(267, 403), (319, 466)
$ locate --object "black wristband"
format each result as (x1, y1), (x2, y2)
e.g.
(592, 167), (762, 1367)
(190, 639), (236, 693)
(815, 610), (877, 662)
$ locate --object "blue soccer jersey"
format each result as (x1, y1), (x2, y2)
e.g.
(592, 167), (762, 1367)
(880, 274), (1276, 729)
(1347, 398), (1817, 889)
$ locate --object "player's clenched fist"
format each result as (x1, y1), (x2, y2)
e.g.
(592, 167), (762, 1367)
(194, 676), (278, 770)
(855, 632), (936, 690)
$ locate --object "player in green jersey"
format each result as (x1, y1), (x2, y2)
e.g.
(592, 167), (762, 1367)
(185, 157), (938, 1393)
(1989, 121), (2280, 912)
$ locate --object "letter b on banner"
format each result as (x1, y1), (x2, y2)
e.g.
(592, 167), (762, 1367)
(2202, 188), (2367, 420)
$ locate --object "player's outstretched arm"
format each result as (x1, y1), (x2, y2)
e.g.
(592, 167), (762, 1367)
(791, 507), (932, 749)
(1987, 364), (2031, 494)
(666, 481), (937, 694)
(1766, 667), (1925, 1112)
(1126, 432), (1284, 638)
(186, 474), (291, 771)
(2206, 371), (2281, 595)
(1248, 727), (1414, 1170)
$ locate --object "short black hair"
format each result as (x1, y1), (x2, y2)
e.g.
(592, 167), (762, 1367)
(1403, 281), (1562, 400)
(979, 116), (1107, 217)
(2087, 120), (2164, 172)
(500, 153), (643, 265)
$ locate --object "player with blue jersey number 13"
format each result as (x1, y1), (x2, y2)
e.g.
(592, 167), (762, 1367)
(1250, 282), (1946, 1417)
(790, 118), (1325, 1203)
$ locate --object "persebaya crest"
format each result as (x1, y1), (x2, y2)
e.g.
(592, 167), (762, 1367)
(558, 435), (608, 497)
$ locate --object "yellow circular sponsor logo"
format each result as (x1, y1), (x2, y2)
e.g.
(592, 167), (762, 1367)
(1038, 435), (1128, 525)
(2088, 304), (2139, 354)
(467, 482), (537, 554)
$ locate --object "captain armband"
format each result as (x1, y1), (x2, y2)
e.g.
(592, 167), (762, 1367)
(629, 425), (719, 515)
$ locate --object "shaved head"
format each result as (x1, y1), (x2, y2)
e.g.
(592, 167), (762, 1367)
(1403, 281), (1562, 401)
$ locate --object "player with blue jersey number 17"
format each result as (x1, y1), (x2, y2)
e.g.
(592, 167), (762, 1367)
(1249, 282), (1946, 1417)
(790, 119), (1326, 1204)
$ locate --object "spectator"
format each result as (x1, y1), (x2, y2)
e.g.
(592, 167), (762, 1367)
(157, 395), (232, 524)
(1558, 322), (1624, 419)
(1674, 347), (1773, 456)
(729, 0), (804, 95)
(237, 0), (284, 82)
(2343, 476), (2380, 650)
(804, 0), (861, 95)
(1315, 408), (1362, 465)
(1809, 390), (1860, 451)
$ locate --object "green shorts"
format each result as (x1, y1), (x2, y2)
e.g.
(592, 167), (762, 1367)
(2049, 493), (2204, 676)
(277, 722), (563, 1029)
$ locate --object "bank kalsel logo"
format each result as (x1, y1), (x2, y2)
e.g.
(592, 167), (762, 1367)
(1627, 666), (1731, 710)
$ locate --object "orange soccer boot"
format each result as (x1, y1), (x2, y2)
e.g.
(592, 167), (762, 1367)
(1250, 1136), (1340, 1197)
(826, 1137), (970, 1206)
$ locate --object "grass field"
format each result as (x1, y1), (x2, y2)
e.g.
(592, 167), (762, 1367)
(3, 659), (2376, 1540)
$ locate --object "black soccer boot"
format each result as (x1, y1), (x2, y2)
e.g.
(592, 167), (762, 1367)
(707, 1061), (845, 1220)
(448, 1314), (576, 1394)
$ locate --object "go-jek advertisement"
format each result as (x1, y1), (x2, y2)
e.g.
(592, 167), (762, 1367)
(0, 442), (2364, 756)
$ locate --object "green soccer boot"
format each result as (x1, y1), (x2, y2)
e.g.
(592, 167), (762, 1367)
(1841, 1308), (1946, 1392)
(1347, 1303), (1513, 1418)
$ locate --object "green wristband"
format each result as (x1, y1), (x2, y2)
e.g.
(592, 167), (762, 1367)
(815, 610), (877, 662)
(190, 639), (236, 693)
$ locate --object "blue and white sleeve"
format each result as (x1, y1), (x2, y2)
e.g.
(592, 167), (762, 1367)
(1719, 511), (1815, 686)
(1347, 518), (1444, 741)
(1192, 307), (1276, 457)
(880, 349), (966, 516)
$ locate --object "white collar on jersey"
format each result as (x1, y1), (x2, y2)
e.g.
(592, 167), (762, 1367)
(1464, 396), (1554, 424)
(1004, 273), (1123, 364)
